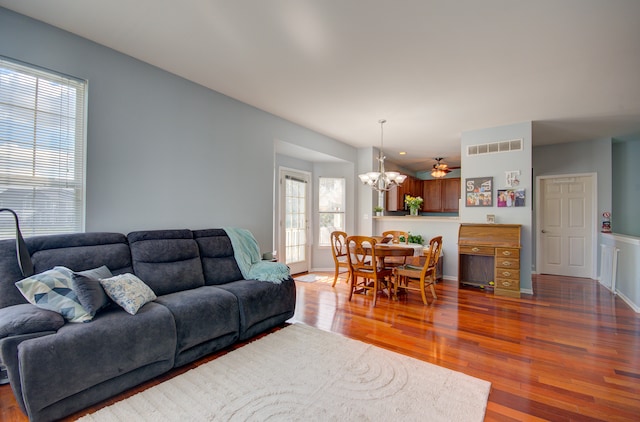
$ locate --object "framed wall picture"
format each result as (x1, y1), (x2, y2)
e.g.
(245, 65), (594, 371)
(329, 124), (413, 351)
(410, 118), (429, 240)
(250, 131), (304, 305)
(497, 189), (526, 207)
(505, 170), (521, 187)
(465, 177), (493, 207)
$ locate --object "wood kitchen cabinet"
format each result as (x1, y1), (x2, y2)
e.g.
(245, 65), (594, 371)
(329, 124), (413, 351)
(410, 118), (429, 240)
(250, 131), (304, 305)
(386, 175), (421, 211)
(457, 223), (521, 298)
(422, 178), (460, 213)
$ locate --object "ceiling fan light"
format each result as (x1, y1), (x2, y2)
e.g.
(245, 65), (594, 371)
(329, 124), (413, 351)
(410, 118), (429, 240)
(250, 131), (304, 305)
(431, 168), (447, 178)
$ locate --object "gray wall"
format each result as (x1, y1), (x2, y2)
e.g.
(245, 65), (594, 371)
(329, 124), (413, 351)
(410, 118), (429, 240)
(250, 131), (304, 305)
(0, 8), (355, 250)
(461, 121), (533, 293)
(612, 139), (640, 237)
(532, 138), (613, 276)
(533, 138), (612, 220)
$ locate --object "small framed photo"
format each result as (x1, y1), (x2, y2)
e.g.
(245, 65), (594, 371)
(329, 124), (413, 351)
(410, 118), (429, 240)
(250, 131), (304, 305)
(497, 189), (526, 207)
(465, 177), (493, 207)
(486, 214), (495, 224)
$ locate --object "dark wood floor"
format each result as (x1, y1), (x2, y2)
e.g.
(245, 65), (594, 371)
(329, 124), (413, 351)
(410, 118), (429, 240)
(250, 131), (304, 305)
(1, 273), (639, 421)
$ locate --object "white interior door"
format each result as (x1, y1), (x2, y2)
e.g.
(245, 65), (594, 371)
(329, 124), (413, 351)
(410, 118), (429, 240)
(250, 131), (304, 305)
(537, 174), (595, 278)
(279, 169), (310, 275)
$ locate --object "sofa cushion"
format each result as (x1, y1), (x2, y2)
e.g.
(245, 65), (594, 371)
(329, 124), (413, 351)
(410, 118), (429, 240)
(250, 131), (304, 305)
(14, 266), (92, 323)
(192, 229), (243, 285)
(0, 304), (65, 339)
(71, 265), (114, 316)
(72, 274), (110, 316)
(100, 273), (157, 315)
(216, 277), (296, 340)
(0, 232), (132, 309)
(128, 230), (205, 296)
(154, 286), (240, 363)
(16, 303), (176, 418)
(30, 233), (133, 276)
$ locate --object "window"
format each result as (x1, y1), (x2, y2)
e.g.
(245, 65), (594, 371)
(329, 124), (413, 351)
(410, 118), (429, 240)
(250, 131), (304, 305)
(0, 57), (87, 239)
(318, 177), (345, 246)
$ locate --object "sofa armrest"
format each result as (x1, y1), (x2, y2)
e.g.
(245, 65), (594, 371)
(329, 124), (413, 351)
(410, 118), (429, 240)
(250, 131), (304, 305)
(0, 331), (57, 414)
(0, 304), (65, 339)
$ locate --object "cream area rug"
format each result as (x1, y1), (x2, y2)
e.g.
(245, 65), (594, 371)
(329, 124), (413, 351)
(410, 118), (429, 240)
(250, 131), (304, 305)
(77, 324), (490, 421)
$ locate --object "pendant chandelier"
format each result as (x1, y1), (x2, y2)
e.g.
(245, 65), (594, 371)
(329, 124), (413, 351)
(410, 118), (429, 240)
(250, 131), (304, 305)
(358, 119), (407, 192)
(430, 157), (450, 178)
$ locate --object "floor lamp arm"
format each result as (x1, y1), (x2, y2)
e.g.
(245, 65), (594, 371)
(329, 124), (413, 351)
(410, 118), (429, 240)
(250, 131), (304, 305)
(0, 208), (34, 277)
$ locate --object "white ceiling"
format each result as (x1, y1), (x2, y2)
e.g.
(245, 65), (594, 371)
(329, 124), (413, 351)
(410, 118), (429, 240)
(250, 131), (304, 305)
(2, 0), (640, 171)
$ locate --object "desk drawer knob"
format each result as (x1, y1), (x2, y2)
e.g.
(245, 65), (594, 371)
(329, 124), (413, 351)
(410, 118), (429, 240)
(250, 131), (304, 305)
(502, 271), (512, 277)
(472, 247), (480, 252)
(502, 251), (512, 256)
(501, 281), (512, 287)
(502, 261), (512, 266)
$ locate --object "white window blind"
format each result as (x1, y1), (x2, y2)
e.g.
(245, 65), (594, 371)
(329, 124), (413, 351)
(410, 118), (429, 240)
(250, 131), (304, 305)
(0, 57), (87, 239)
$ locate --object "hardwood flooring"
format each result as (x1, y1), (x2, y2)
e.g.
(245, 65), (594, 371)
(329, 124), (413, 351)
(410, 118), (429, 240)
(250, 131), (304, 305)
(1, 273), (638, 421)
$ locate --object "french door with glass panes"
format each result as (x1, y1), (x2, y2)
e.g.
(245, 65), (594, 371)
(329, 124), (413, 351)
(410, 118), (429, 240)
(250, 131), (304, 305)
(279, 169), (310, 275)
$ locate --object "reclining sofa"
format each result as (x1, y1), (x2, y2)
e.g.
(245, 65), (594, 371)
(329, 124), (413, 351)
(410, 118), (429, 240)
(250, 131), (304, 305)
(0, 228), (296, 422)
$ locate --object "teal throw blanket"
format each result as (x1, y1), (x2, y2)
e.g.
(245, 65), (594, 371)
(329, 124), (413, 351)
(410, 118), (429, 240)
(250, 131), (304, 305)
(224, 227), (290, 284)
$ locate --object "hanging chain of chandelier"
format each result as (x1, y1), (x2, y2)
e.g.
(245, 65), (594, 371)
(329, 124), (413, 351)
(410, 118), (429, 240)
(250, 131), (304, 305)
(358, 120), (452, 190)
(358, 119), (407, 192)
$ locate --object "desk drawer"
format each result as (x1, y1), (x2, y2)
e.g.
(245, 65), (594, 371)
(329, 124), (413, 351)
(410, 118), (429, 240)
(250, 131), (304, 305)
(459, 245), (494, 256)
(495, 277), (520, 290)
(496, 257), (519, 269)
(495, 268), (519, 280)
(496, 248), (519, 259)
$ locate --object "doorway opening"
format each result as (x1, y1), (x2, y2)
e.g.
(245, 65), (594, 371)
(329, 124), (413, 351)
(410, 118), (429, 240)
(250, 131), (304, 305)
(279, 168), (310, 275)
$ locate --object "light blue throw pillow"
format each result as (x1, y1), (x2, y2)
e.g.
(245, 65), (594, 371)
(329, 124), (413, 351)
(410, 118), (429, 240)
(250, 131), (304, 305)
(15, 266), (92, 323)
(99, 273), (157, 315)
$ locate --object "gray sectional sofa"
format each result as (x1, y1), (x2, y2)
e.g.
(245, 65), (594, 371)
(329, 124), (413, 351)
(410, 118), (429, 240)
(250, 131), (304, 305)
(0, 228), (296, 422)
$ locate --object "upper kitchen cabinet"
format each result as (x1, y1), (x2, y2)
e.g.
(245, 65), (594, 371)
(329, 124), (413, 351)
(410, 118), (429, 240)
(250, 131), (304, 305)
(422, 178), (461, 213)
(386, 176), (421, 211)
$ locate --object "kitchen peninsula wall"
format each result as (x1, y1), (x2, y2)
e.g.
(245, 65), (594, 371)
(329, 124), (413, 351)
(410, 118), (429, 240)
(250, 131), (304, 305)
(374, 216), (460, 280)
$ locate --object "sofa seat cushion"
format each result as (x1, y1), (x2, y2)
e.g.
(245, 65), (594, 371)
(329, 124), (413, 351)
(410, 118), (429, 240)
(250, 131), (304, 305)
(154, 286), (240, 358)
(215, 278), (296, 339)
(16, 302), (176, 414)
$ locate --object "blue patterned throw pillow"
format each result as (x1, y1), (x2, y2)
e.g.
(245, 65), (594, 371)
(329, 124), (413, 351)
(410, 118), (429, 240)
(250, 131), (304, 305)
(99, 273), (156, 315)
(15, 266), (92, 323)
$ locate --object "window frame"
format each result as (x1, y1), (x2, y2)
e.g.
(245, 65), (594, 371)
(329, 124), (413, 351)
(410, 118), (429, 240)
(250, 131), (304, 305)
(318, 176), (346, 247)
(0, 56), (87, 239)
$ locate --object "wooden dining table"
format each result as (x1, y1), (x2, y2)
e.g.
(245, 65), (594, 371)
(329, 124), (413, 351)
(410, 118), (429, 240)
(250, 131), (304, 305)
(348, 242), (415, 300)
(355, 242), (417, 270)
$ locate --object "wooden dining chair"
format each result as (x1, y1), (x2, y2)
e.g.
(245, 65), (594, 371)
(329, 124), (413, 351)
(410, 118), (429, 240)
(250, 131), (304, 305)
(346, 236), (394, 307)
(381, 230), (410, 267)
(330, 231), (351, 287)
(393, 236), (443, 304)
(382, 230), (409, 244)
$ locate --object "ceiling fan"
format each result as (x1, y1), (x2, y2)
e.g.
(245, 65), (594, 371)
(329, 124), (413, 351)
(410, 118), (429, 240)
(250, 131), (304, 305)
(430, 157), (451, 178)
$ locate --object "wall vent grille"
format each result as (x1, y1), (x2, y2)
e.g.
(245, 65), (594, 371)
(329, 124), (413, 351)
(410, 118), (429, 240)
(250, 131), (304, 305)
(467, 138), (523, 156)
